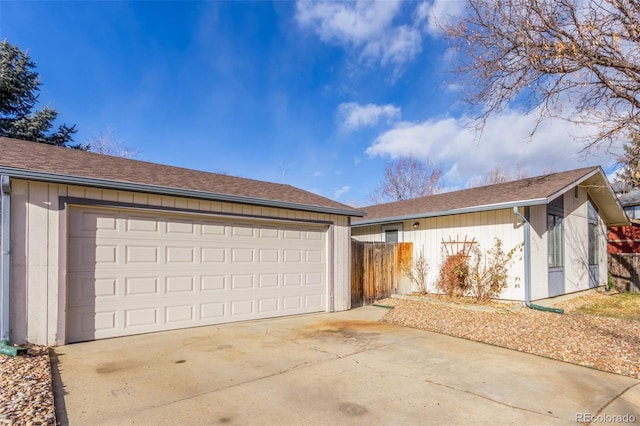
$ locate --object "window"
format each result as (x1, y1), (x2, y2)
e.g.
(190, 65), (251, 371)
(588, 201), (598, 266)
(624, 205), (640, 219)
(382, 223), (402, 243)
(384, 229), (399, 243)
(547, 214), (563, 268)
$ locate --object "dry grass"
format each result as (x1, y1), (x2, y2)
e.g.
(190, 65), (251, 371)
(553, 292), (640, 321)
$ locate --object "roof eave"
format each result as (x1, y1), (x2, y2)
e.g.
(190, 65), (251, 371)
(0, 167), (365, 217)
(352, 198), (548, 227)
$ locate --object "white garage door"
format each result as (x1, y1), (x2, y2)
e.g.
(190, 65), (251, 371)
(67, 206), (327, 343)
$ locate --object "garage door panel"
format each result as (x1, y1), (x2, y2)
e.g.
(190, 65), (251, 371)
(126, 215), (160, 233)
(231, 248), (254, 263)
(200, 302), (225, 319)
(69, 240), (119, 270)
(231, 275), (254, 289)
(125, 277), (160, 296)
(165, 305), (195, 323)
(68, 274), (119, 306)
(306, 294), (323, 309)
(258, 298), (279, 313)
(201, 247), (226, 263)
(126, 245), (160, 264)
(202, 223), (226, 236)
(231, 300), (254, 316)
(69, 208), (118, 237)
(68, 206), (327, 342)
(125, 307), (159, 328)
(201, 275), (226, 291)
(231, 224), (254, 237)
(166, 276), (195, 293)
(258, 274), (279, 288)
(165, 246), (196, 263)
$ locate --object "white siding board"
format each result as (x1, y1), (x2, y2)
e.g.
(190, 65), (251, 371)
(133, 193), (148, 205)
(117, 191), (134, 204)
(529, 205), (548, 300)
(26, 182), (50, 344)
(10, 180), (29, 343)
(66, 185), (86, 199)
(101, 190), (118, 203)
(84, 187), (103, 201)
(47, 185), (60, 345)
(147, 195), (162, 207)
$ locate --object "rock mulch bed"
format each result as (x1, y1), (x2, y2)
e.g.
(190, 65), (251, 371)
(0, 346), (55, 425)
(380, 296), (640, 379)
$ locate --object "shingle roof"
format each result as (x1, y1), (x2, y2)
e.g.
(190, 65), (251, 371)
(354, 167), (606, 224)
(0, 137), (363, 216)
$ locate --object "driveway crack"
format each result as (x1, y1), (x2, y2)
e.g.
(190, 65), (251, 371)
(593, 381), (640, 420)
(346, 356), (567, 422)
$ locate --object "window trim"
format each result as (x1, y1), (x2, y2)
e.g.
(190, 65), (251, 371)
(381, 223), (403, 243)
(588, 199), (599, 266)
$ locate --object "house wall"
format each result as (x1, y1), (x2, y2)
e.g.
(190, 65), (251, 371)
(352, 208), (526, 300)
(9, 179), (352, 346)
(527, 188), (609, 300)
(528, 204), (548, 301)
(563, 189), (608, 292)
(352, 186), (612, 302)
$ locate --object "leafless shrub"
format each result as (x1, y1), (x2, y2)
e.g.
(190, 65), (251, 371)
(401, 247), (430, 294)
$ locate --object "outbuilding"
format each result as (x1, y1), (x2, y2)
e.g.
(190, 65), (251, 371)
(0, 137), (363, 346)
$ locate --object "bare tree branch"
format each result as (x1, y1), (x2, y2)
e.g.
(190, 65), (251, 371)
(369, 157), (443, 204)
(87, 129), (140, 159)
(444, 0), (640, 150)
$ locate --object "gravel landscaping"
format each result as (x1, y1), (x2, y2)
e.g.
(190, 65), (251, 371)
(1, 292), (638, 423)
(0, 347), (55, 425)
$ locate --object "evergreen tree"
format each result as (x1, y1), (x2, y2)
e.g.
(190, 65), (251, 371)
(0, 40), (80, 148)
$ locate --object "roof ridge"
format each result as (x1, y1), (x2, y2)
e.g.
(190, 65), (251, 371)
(0, 137), (362, 216)
(361, 166), (600, 209)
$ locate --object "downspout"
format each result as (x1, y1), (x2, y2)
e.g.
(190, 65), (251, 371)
(512, 206), (532, 307)
(1, 176), (24, 355)
(512, 206), (564, 314)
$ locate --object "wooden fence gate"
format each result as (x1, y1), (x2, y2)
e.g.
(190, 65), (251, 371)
(608, 254), (640, 292)
(350, 240), (413, 307)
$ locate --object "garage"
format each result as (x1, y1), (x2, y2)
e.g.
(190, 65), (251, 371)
(1, 137), (361, 346)
(67, 206), (328, 342)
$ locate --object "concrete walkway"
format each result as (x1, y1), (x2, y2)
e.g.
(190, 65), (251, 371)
(52, 306), (640, 425)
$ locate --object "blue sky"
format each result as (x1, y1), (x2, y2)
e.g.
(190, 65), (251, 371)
(0, 1), (620, 206)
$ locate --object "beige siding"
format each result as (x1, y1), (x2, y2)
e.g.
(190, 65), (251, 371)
(523, 187), (610, 301)
(351, 224), (383, 242)
(354, 209), (526, 301)
(528, 205), (548, 300)
(563, 191), (590, 293)
(10, 179), (352, 346)
(563, 189), (609, 293)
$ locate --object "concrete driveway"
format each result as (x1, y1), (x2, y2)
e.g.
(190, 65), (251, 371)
(53, 306), (640, 425)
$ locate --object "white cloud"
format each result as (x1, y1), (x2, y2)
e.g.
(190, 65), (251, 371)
(365, 109), (619, 188)
(415, 0), (466, 35)
(295, 1), (401, 44)
(334, 185), (351, 199)
(295, 0), (422, 70)
(339, 102), (401, 131)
